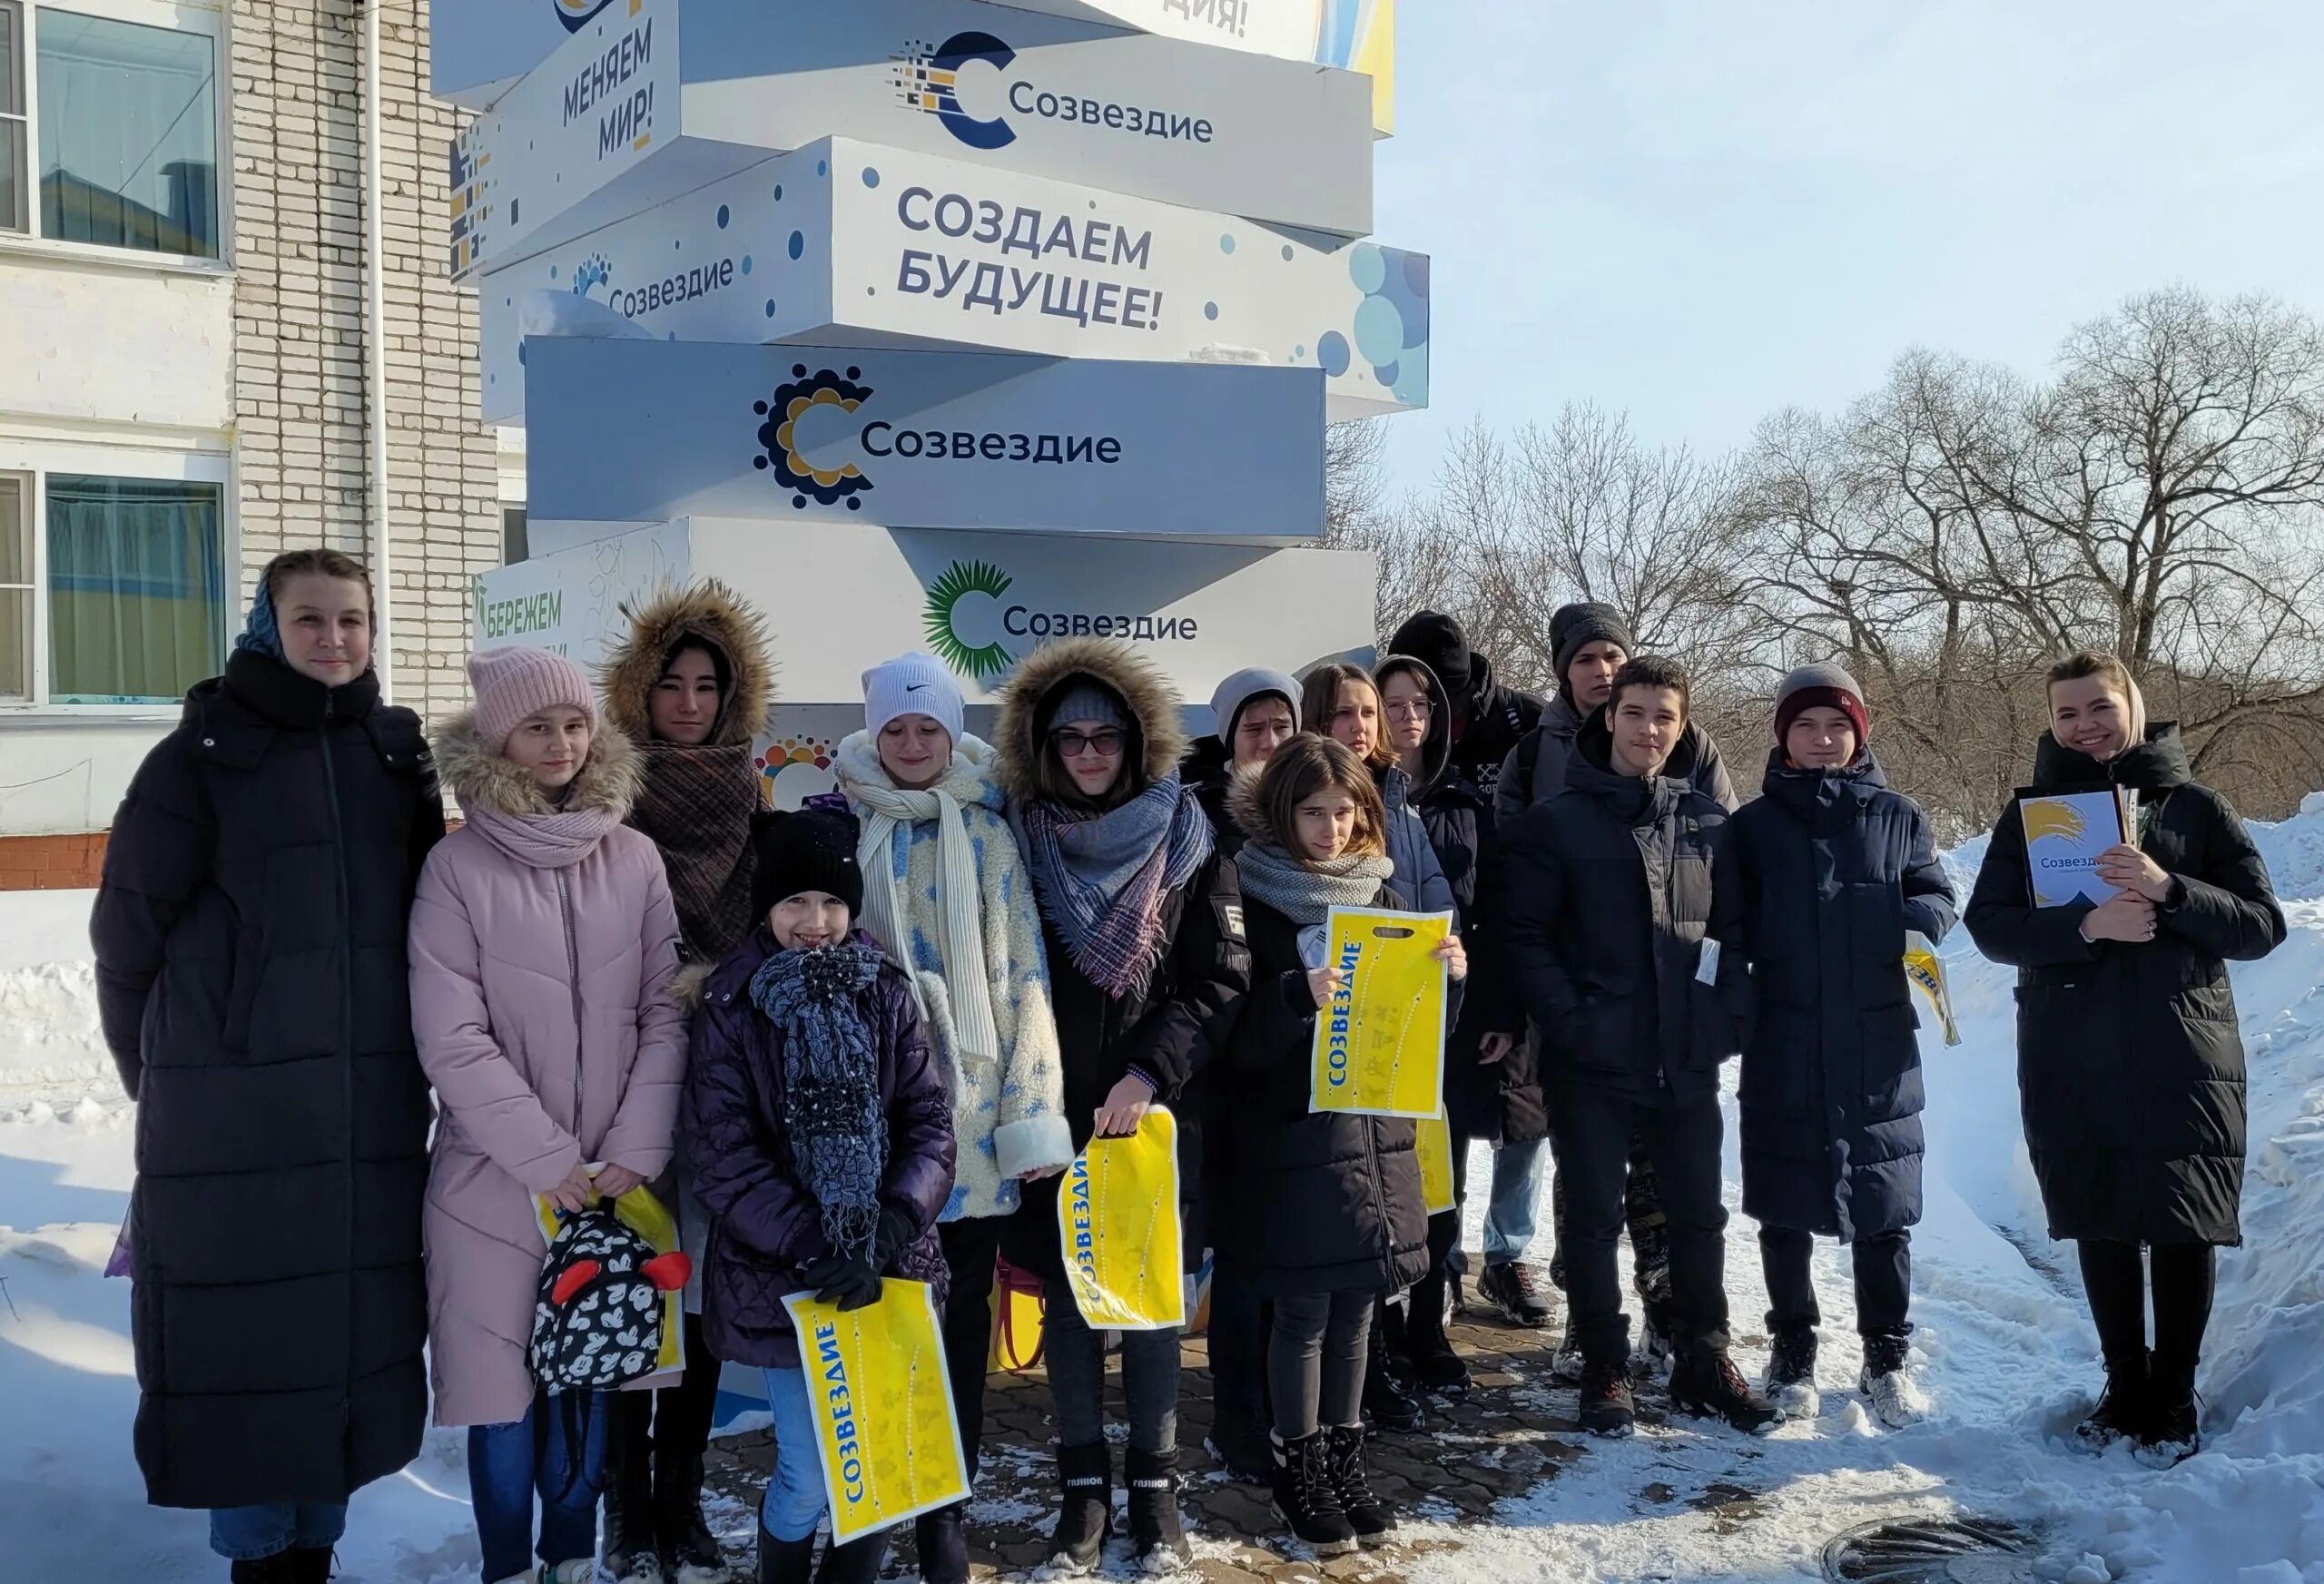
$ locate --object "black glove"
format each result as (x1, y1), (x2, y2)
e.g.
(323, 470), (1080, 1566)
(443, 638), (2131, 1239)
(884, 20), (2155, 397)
(872, 1204), (918, 1273)
(799, 1248), (881, 1312)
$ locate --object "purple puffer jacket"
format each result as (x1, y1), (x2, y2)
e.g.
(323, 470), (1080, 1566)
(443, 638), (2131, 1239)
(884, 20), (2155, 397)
(682, 928), (956, 1369)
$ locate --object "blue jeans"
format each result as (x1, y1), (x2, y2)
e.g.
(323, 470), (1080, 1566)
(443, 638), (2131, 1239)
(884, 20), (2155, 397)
(209, 1503), (347, 1562)
(468, 1391), (610, 1582)
(1484, 1136), (1549, 1264)
(761, 1366), (828, 1542)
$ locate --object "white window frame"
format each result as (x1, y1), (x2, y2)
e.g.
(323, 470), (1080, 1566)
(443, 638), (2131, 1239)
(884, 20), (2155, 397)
(0, 435), (232, 718)
(0, 0), (231, 274)
(0, 470), (30, 700)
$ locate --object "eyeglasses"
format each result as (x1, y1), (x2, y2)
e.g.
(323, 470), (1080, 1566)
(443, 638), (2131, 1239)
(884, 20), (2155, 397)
(1052, 728), (1127, 760)
(1384, 700), (1433, 722)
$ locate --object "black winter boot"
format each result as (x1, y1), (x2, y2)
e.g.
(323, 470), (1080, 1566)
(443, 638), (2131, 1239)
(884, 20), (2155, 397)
(1125, 1446), (1193, 1570)
(284, 1550), (336, 1584)
(2142, 1353), (2201, 1463)
(1047, 1441), (1113, 1574)
(1361, 1319), (1423, 1432)
(813, 1533), (887, 1584)
(1270, 1433), (1356, 1557)
(229, 1557), (297, 1584)
(912, 1501), (970, 1584)
(606, 1398), (665, 1583)
(1403, 1269), (1471, 1397)
(755, 1528), (814, 1584)
(1670, 1345), (1784, 1434)
(656, 1444), (729, 1584)
(1761, 1326), (1820, 1418)
(2076, 1351), (2150, 1451)
(1324, 1424), (1395, 1546)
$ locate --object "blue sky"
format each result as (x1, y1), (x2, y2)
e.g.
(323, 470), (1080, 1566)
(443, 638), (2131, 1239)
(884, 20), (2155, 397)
(1370, 1), (2324, 494)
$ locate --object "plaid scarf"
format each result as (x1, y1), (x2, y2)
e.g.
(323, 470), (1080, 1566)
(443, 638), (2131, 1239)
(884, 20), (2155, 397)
(630, 743), (761, 964)
(1013, 771), (1213, 999)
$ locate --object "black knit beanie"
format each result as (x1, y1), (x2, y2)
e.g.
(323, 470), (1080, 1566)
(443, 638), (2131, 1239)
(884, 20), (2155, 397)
(1551, 603), (1636, 700)
(1386, 610), (1472, 696)
(749, 808), (864, 921)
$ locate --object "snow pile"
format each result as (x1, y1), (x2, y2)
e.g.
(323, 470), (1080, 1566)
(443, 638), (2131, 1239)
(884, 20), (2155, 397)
(9, 797), (2324, 1580)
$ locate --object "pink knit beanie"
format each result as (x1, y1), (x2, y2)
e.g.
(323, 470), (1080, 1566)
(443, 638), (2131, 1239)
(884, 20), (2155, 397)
(469, 645), (597, 752)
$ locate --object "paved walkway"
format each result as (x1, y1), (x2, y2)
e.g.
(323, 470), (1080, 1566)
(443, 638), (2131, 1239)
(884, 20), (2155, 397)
(704, 1289), (1764, 1581)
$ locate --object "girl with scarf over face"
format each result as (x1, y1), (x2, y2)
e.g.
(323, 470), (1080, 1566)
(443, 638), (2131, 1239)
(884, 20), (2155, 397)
(682, 808), (955, 1584)
(596, 580), (776, 1584)
(992, 638), (1250, 1575)
(408, 647), (688, 1584)
(830, 653), (1072, 1584)
(1222, 736), (1462, 1557)
(93, 550), (441, 1582)
(1966, 652), (2284, 1463)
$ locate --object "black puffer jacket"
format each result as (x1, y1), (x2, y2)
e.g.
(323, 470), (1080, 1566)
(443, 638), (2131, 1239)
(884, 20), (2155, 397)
(91, 649), (443, 1509)
(1218, 886), (1431, 1298)
(1500, 713), (1747, 1100)
(994, 637), (1252, 1282)
(1965, 725), (2283, 1246)
(1723, 747), (1956, 1241)
(1494, 693), (1739, 822)
(1183, 733), (1243, 858)
(1446, 654), (1544, 809)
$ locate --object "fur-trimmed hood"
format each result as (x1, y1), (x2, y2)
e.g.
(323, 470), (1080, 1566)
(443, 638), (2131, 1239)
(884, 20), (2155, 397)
(1223, 760), (1272, 845)
(434, 708), (644, 820)
(993, 635), (1187, 805)
(833, 728), (1007, 815)
(597, 578), (775, 747)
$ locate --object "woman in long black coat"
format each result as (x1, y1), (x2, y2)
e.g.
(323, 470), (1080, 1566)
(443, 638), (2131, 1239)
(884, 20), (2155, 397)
(91, 549), (442, 1579)
(991, 635), (1249, 1575)
(1965, 651), (2283, 1460)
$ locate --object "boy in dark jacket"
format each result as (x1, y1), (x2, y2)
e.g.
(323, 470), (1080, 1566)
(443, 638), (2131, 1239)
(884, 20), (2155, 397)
(682, 810), (957, 1584)
(1501, 657), (1777, 1439)
(1721, 664), (1955, 1429)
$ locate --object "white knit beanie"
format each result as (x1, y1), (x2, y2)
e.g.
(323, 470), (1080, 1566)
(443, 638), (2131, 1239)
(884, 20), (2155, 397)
(862, 652), (965, 745)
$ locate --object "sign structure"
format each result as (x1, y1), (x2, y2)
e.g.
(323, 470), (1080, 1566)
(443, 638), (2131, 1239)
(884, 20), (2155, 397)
(433, 0), (1396, 135)
(478, 136), (1429, 426)
(477, 517), (1378, 705)
(450, 0), (1374, 279)
(470, 518), (693, 667)
(522, 338), (1324, 538)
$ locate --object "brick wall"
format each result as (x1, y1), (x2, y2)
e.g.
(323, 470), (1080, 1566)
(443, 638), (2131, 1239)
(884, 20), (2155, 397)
(228, 0), (499, 734)
(0, 832), (107, 890)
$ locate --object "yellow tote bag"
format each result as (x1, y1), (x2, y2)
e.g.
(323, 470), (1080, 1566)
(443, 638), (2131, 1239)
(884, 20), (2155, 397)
(1310, 908), (1452, 1119)
(1415, 1107), (1457, 1215)
(1903, 930), (1963, 1048)
(781, 1280), (970, 1545)
(533, 1177), (686, 1375)
(1058, 1106), (1184, 1331)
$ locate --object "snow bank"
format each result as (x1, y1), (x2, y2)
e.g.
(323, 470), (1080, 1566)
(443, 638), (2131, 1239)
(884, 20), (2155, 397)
(0, 890), (110, 1098)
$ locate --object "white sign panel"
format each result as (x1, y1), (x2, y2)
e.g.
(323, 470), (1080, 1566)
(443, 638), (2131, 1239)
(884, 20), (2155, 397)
(470, 518), (694, 668)
(525, 339), (1323, 538)
(433, 0), (1395, 133)
(478, 517), (1378, 706)
(479, 137), (1430, 427)
(451, 0), (1374, 277)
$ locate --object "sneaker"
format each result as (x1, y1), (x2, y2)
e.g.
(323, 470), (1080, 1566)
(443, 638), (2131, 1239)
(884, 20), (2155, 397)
(1270, 1432), (1357, 1557)
(1125, 1446), (1193, 1571)
(1048, 1441), (1113, 1573)
(1578, 1356), (1637, 1438)
(2074, 1353), (2149, 1452)
(1669, 1348), (1785, 1435)
(1860, 1363), (1931, 1429)
(1550, 1328), (1586, 1384)
(1763, 1327), (1820, 1419)
(1477, 1261), (1553, 1329)
(1634, 1298), (1677, 1378)
(1324, 1424), (1396, 1547)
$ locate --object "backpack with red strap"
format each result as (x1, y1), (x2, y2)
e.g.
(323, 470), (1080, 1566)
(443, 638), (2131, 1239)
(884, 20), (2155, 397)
(530, 1206), (692, 1394)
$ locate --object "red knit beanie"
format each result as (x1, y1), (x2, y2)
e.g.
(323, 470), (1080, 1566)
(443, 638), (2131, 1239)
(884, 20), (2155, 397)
(1773, 662), (1869, 749)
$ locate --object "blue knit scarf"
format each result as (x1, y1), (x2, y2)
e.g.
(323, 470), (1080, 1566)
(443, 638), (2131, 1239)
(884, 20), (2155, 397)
(748, 942), (888, 1263)
(233, 580), (282, 659)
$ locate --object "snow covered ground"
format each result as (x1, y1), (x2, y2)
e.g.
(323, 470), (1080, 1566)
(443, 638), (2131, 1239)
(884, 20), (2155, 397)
(8, 800), (2324, 1582)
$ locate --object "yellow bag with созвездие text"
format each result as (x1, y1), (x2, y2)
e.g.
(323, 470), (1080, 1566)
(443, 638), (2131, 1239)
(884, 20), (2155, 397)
(1056, 1105), (1184, 1330)
(1310, 908), (1453, 1119)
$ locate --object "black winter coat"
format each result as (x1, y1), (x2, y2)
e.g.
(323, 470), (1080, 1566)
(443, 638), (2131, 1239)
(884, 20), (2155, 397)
(1446, 654), (1545, 809)
(1218, 888), (1432, 1298)
(1006, 851), (1251, 1281)
(90, 650), (443, 1509)
(1501, 716), (1747, 1101)
(1723, 749), (1956, 1241)
(1183, 733), (1245, 859)
(1965, 726), (2283, 1246)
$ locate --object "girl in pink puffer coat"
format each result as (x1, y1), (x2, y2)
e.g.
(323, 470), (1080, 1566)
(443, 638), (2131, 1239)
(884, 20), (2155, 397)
(409, 645), (687, 1584)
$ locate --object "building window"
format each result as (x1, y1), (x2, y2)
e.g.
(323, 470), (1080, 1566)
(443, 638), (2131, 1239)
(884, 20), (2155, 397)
(0, 475), (29, 700)
(45, 474), (223, 703)
(0, 4), (220, 257)
(503, 507), (529, 566)
(0, 5), (25, 233)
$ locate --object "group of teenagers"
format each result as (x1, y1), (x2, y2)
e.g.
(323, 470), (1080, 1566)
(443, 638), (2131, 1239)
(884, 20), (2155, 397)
(93, 548), (2287, 1584)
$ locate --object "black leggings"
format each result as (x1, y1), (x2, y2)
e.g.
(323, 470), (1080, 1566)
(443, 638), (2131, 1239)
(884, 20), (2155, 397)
(2077, 1240), (2216, 1375)
(1270, 1290), (1374, 1441)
